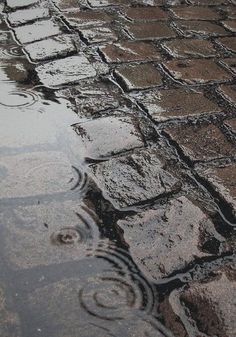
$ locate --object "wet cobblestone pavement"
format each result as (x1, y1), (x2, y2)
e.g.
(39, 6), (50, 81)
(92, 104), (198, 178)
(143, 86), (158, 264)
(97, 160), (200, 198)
(0, 0), (236, 336)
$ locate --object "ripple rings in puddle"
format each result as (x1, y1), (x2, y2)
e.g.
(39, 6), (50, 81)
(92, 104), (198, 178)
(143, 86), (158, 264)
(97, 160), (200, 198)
(0, 90), (39, 107)
(70, 165), (88, 192)
(0, 46), (23, 58)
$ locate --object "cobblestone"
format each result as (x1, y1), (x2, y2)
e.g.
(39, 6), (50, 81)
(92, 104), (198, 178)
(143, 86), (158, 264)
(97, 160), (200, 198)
(171, 6), (221, 20)
(218, 36), (236, 53)
(218, 84), (236, 104)
(220, 58), (236, 74)
(175, 20), (229, 36)
(80, 26), (117, 44)
(64, 11), (112, 28)
(7, 6), (50, 27)
(125, 22), (176, 40)
(6, 0), (38, 9)
(122, 6), (168, 21)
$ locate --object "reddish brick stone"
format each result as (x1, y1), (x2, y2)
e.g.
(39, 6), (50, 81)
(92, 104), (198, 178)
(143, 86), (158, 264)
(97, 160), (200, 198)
(171, 6), (221, 20)
(218, 84), (236, 104)
(100, 41), (160, 63)
(218, 36), (236, 53)
(222, 20), (236, 32)
(115, 64), (162, 91)
(123, 7), (168, 21)
(137, 88), (221, 121)
(163, 38), (216, 58)
(165, 124), (235, 161)
(220, 57), (236, 74)
(126, 22), (176, 40)
(64, 10), (112, 28)
(163, 59), (232, 84)
(175, 20), (229, 37)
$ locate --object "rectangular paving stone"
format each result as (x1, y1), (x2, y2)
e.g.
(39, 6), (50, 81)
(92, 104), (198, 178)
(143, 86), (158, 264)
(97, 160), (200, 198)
(218, 84), (236, 104)
(1, 200), (100, 270)
(126, 22), (176, 40)
(64, 10), (112, 27)
(218, 36), (236, 53)
(7, 7), (50, 27)
(14, 19), (63, 44)
(162, 38), (217, 58)
(123, 6), (168, 21)
(222, 20), (236, 32)
(115, 64), (162, 91)
(118, 196), (226, 281)
(163, 59), (233, 84)
(6, 0), (38, 9)
(220, 57), (236, 74)
(53, 0), (80, 11)
(90, 147), (181, 209)
(80, 26), (117, 44)
(36, 55), (96, 87)
(171, 6), (221, 20)
(136, 88), (221, 121)
(100, 41), (161, 63)
(73, 115), (144, 160)
(165, 265), (236, 337)
(175, 20), (229, 37)
(165, 124), (236, 162)
(24, 35), (77, 62)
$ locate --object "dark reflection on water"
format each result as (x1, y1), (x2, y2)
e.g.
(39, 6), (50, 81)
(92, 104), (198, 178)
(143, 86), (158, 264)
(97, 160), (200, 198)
(0, 9), (174, 337)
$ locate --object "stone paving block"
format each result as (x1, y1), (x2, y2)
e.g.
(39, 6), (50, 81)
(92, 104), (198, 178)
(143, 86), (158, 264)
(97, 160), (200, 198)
(224, 118), (236, 133)
(220, 57), (236, 74)
(189, 0), (229, 4)
(163, 38), (217, 58)
(6, 0), (38, 9)
(100, 41), (161, 63)
(73, 115), (144, 159)
(0, 151), (77, 199)
(24, 35), (77, 62)
(115, 64), (162, 91)
(218, 36), (236, 53)
(14, 19), (62, 44)
(175, 20), (229, 37)
(136, 88), (221, 121)
(7, 7), (50, 27)
(88, 0), (128, 6)
(64, 10), (112, 28)
(163, 59), (232, 84)
(123, 7), (168, 21)
(80, 26), (117, 44)
(222, 20), (236, 32)
(36, 55), (96, 87)
(0, 285), (21, 337)
(218, 84), (236, 104)
(90, 147), (181, 209)
(171, 6), (221, 20)
(165, 265), (236, 337)
(126, 22), (176, 40)
(53, 0), (80, 11)
(165, 124), (236, 161)
(1, 200), (100, 270)
(118, 196), (227, 281)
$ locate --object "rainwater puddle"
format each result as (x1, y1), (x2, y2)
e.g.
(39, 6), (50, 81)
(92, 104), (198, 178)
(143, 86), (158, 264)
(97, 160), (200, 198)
(0, 9), (169, 337)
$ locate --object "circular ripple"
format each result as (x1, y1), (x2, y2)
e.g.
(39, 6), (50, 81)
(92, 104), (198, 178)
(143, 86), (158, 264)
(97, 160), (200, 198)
(0, 90), (39, 108)
(79, 243), (156, 321)
(0, 46), (23, 58)
(70, 165), (88, 192)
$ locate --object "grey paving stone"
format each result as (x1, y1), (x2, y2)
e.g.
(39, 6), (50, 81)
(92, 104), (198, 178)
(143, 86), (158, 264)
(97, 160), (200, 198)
(24, 35), (77, 62)
(118, 196), (227, 281)
(6, 0), (38, 9)
(7, 7), (50, 27)
(90, 147), (181, 209)
(80, 26), (118, 44)
(14, 19), (62, 44)
(36, 55), (96, 87)
(73, 115), (144, 160)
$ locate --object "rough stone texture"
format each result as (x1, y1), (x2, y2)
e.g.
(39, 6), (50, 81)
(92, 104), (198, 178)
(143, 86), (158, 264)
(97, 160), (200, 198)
(53, 0), (81, 11)
(7, 7), (50, 27)
(136, 89), (221, 121)
(6, 0), (38, 9)
(166, 265), (236, 337)
(80, 26), (117, 44)
(64, 11), (112, 28)
(165, 124), (236, 161)
(218, 36), (236, 53)
(14, 19), (62, 44)
(36, 55), (96, 87)
(163, 38), (216, 58)
(163, 59), (232, 84)
(171, 6), (221, 20)
(24, 35), (77, 62)
(218, 84), (236, 104)
(175, 20), (229, 37)
(126, 22), (176, 40)
(220, 57), (236, 74)
(123, 7), (168, 21)
(90, 147), (181, 209)
(1, 200), (100, 270)
(222, 20), (236, 32)
(197, 164), (236, 216)
(115, 64), (162, 91)
(118, 196), (226, 281)
(100, 41), (161, 63)
(73, 116), (144, 159)
(224, 118), (236, 133)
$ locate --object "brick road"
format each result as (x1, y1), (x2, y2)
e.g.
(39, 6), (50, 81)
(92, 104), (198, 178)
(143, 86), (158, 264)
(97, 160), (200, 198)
(0, 0), (236, 336)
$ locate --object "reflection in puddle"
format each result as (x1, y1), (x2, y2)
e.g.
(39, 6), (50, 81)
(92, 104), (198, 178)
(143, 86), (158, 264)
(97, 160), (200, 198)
(0, 89), (39, 107)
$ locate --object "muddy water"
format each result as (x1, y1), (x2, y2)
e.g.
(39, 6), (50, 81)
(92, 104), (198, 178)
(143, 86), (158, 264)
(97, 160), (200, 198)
(0, 11), (174, 337)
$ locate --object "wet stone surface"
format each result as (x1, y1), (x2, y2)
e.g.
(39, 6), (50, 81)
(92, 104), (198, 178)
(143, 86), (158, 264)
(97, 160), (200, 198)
(126, 22), (176, 40)
(7, 6), (50, 27)
(6, 0), (39, 9)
